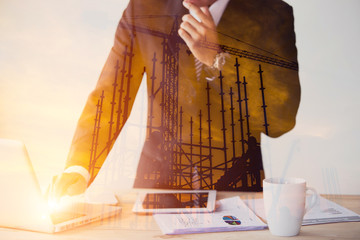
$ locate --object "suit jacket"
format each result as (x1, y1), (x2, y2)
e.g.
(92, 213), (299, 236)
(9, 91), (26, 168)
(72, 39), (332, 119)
(65, 0), (300, 191)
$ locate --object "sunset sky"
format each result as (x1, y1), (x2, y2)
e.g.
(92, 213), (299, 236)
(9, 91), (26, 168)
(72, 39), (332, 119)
(0, 0), (132, 191)
(0, 0), (359, 194)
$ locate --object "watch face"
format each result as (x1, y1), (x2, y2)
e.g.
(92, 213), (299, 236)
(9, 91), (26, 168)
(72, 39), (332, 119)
(217, 53), (227, 70)
(219, 55), (226, 65)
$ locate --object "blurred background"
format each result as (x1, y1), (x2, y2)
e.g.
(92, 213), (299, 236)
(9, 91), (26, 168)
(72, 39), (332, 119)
(0, 0), (359, 195)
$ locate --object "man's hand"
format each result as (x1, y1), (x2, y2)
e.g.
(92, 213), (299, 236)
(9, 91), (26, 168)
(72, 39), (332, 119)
(178, 1), (220, 67)
(49, 172), (87, 201)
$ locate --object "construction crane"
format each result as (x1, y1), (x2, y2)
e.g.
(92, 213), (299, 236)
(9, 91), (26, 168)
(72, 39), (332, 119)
(120, 15), (299, 71)
(88, 15), (297, 188)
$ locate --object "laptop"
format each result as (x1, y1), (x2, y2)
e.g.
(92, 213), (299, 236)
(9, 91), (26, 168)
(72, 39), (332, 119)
(0, 139), (121, 233)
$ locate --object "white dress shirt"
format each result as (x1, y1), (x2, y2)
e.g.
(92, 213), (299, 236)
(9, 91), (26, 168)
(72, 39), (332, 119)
(209, 0), (231, 26)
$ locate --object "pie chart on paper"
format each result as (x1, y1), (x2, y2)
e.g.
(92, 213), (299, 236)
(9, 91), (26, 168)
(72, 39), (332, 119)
(223, 215), (241, 225)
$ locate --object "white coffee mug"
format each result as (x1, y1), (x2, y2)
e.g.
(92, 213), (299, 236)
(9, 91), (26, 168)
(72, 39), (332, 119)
(263, 177), (318, 237)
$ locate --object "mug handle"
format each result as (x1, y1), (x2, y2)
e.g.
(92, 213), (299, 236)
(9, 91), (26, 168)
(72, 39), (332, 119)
(305, 187), (318, 214)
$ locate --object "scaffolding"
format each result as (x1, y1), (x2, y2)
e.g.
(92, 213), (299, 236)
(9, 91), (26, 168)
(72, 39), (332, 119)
(87, 15), (296, 190)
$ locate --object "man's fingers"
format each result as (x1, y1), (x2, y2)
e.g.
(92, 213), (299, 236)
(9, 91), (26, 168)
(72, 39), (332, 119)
(180, 18), (203, 41)
(53, 174), (72, 199)
(182, 14), (203, 33)
(53, 173), (82, 199)
(180, 0), (220, 66)
(200, 6), (212, 20)
(178, 28), (194, 48)
(66, 177), (87, 196)
(183, 1), (205, 20)
(183, 1), (214, 27)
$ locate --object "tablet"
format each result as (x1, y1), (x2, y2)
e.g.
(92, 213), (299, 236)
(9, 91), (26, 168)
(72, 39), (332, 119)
(132, 190), (216, 214)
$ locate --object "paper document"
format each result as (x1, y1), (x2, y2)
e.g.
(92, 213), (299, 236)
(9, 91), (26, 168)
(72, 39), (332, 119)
(243, 196), (360, 225)
(153, 196), (266, 235)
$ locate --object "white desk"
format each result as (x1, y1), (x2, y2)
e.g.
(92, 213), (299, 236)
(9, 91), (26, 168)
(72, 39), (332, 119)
(1, 192), (359, 240)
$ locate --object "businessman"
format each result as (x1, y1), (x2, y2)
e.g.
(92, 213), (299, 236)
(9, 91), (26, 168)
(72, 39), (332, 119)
(52, 0), (301, 199)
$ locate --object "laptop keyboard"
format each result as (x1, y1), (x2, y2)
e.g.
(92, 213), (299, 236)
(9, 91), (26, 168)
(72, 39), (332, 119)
(50, 211), (86, 225)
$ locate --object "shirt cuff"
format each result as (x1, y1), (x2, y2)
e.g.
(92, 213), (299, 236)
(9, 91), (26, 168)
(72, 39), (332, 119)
(64, 165), (90, 184)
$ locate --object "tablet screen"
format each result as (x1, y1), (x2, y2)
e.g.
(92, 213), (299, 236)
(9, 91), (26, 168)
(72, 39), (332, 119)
(142, 192), (209, 209)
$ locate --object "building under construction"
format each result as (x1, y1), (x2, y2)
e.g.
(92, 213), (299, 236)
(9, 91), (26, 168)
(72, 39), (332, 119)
(86, 15), (299, 192)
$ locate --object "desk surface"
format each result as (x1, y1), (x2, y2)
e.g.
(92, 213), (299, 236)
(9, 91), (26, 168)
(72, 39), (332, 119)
(1, 192), (359, 240)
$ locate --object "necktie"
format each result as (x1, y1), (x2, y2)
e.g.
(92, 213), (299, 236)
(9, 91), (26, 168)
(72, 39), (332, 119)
(195, 58), (203, 81)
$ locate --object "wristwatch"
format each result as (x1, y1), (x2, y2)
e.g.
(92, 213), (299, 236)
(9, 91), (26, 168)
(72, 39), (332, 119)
(203, 52), (229, 81)
(211, 52), (229, 71)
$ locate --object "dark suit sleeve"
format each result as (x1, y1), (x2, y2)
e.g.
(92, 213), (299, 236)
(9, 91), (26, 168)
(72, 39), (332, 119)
(218, 0), (301, 139)
(65, 0), (146, 181)
(265, 1), (301, 138)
